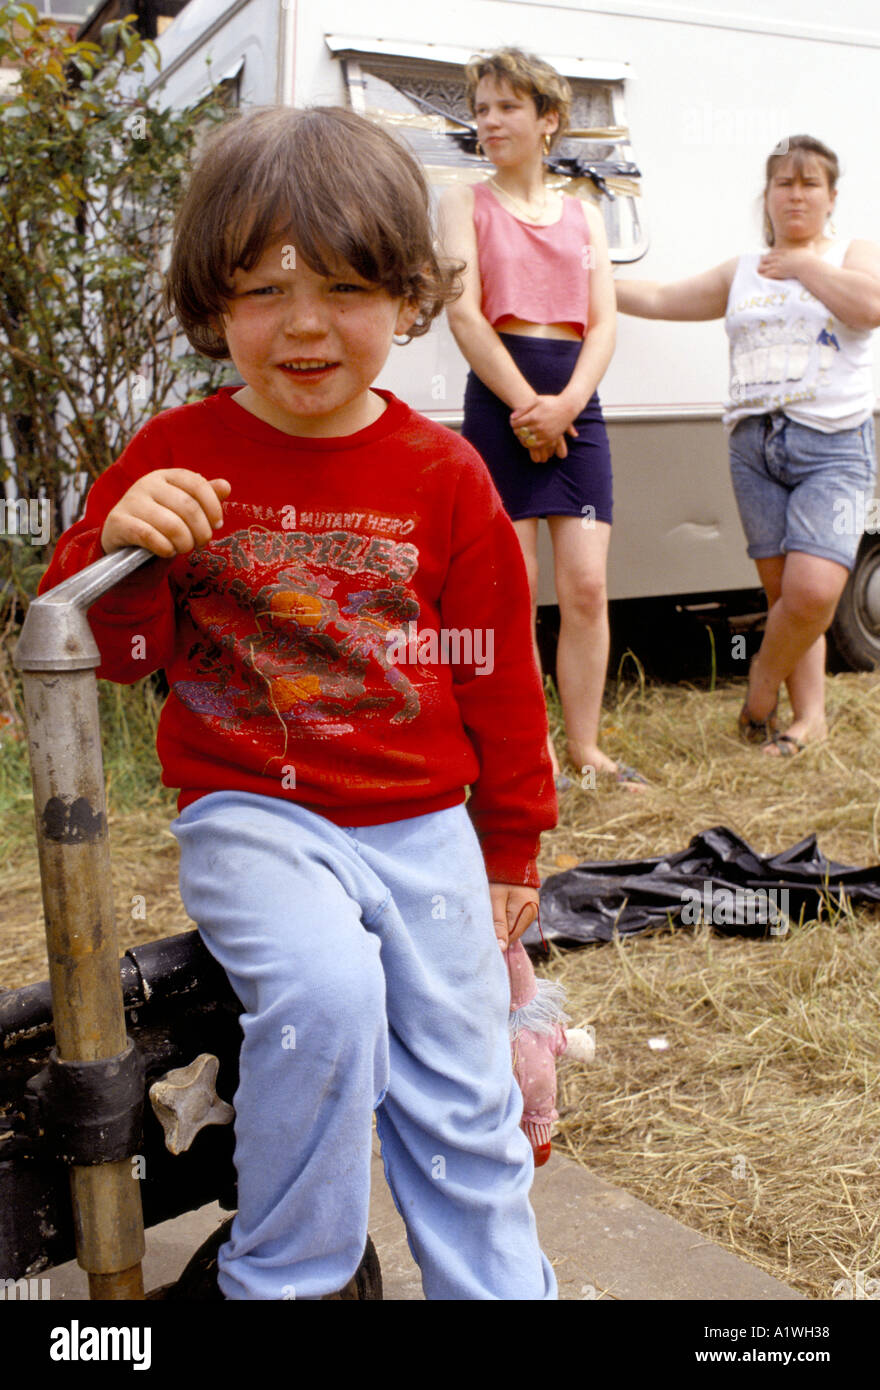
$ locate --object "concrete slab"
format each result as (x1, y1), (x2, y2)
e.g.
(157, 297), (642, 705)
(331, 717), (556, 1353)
(529, 1154), (803, 1301)
(43, 1142), (803, 1301)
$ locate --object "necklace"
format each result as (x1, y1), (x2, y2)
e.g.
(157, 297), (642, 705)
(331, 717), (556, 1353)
(489, 177), (551, 223)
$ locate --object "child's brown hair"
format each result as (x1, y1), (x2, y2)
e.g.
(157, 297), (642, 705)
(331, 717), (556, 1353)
(165, 105), (462, 360)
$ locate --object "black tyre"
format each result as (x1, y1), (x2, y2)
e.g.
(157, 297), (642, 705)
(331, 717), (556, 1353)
(158, 1218), (382, 1300)
(829, 532), (880, 671)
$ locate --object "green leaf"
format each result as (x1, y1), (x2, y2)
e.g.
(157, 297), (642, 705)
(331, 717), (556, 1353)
(0, 15), (229, 623)
(5, 5), (38, 33)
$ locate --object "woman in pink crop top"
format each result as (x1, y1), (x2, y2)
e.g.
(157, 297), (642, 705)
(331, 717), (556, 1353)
(440, 47), (644, 790)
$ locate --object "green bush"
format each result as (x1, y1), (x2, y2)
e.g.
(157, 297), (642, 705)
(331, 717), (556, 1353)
(0, 1), (229, 621)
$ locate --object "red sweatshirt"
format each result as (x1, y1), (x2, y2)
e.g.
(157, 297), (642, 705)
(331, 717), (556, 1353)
(41, 388), (557, 886)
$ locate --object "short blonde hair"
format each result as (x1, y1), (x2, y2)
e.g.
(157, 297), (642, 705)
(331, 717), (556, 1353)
(464, 47), (571, 149)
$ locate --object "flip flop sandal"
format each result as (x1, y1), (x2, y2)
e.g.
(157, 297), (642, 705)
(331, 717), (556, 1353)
(738, 699), (779, 744)
(763, 733), (805, 757)
(613, 762), (649, 786)
(572, 763), (648, 789)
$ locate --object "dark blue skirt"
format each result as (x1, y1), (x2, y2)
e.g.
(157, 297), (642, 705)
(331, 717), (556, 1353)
(462, 333), (613, 523)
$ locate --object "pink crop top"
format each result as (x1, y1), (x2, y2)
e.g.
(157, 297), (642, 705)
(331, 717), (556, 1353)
(471, 181), (590, 335)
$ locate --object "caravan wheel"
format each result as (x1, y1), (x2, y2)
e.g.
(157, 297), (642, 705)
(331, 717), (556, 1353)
(829, 532), (880, 671)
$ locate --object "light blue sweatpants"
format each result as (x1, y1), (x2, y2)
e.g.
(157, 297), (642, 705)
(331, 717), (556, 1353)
(171, 791), (557, 1301)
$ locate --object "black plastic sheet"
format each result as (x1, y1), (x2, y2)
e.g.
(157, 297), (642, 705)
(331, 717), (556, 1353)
(525, 826), (880, 950)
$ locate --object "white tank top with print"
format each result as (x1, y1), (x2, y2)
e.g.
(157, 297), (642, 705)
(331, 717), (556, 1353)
(723, 241), (874, 434)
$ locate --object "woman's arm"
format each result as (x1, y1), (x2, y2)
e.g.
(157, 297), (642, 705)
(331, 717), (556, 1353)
(438, 184), (540, 413)
(551, 201), (616, 413)
(614, 259), (737, 320)
(758, 240), (880, 331)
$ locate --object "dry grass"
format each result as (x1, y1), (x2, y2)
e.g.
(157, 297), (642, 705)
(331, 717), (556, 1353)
(3, 665), (880, 1299)
(0, 807), (186, 988)
(0, 669), (185, 986)
(537, 670), (880, 1300)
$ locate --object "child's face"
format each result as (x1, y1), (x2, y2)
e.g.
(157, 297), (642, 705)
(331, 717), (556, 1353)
(219, 235), (420, 436)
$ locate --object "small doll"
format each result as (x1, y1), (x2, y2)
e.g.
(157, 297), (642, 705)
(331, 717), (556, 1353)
(505, 938), (595, 1167)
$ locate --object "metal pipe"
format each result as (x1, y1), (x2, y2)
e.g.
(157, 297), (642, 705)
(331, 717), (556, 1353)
(14, 546), (155, 1300)
(0, 932), (230, 1051)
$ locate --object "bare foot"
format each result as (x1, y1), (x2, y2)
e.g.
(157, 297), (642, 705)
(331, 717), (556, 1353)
(568, 743), (617, 777)
(569, 743), (649, 792)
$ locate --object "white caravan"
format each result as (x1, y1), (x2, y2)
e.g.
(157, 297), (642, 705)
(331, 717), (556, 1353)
(141, 0), (880, 667)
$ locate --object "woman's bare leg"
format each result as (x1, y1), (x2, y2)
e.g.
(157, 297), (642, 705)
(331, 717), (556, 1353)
(748, 552), (847, 749)
(547, 515), (642, 784)
(512, 517), (561, 777)
(779, 636), (828, 746)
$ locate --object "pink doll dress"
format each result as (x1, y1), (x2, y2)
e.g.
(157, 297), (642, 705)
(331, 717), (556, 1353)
(505, 939), (569, 1166)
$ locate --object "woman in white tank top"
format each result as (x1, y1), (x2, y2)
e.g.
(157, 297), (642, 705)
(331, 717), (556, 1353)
(615, 135), (880, 755)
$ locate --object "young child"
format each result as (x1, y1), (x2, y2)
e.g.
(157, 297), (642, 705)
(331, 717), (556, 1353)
(41, 106), (558, 1301)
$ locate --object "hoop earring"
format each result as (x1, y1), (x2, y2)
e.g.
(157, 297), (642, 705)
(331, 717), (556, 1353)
(827, 218), (837, 236)
(475, 140), (483, 158)
(543, 134), (551, 155)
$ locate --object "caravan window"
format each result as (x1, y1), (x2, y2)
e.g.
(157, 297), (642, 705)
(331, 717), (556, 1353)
(35, 0), (92, 18)
(37, 1), (91, 16)
(337, 50), (645, 263)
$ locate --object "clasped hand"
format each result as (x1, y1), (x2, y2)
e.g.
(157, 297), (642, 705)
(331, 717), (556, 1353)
(510, 395), (578, 463)
(758, 247), (813, 281)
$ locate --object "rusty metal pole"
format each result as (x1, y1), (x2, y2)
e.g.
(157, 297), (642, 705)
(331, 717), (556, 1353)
(15, 547), (154, 1300)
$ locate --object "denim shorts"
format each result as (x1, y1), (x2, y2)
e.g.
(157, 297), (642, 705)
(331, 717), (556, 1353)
(728, 412), (877, 570)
